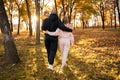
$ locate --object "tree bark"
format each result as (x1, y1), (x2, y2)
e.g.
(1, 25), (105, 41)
(35, 0), (40, 45)
(116, 0), (120, 27)
(61, 0), (65, 16)
(0, 0), (20, 64)
(25, 0), (32, 36)
(81, 16), (85, 29)
(68, 0), (75, 22)
(54, 0), (58, 15)
(110, 11), (113, 28)
(100, 3), (105, 30)
(10, 13), (13, 32)
(9, 3), (13, 32)
(114, 1), (117, 29)
(16, 2), (21, 35)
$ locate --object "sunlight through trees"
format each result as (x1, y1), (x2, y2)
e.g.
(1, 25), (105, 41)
(0, 0), (120, 79)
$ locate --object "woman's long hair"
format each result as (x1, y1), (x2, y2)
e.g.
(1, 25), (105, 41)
(62, 17), (69, 24)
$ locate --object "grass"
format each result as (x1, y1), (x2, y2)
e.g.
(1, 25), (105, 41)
(0, 28), (120, 80)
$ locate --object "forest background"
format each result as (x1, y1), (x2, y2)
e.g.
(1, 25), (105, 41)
(0, 0), (120, 80)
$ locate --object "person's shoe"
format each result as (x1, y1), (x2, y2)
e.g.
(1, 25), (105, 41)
(48, 64), (53, 70)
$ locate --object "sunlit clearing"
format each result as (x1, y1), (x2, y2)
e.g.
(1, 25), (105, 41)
(32, 15), (37, 35)
(77, 38), (96, 45)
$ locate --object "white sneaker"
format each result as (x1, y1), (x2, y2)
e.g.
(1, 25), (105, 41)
(48, 64), (53, 70)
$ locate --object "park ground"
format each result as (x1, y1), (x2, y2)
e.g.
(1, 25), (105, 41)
(0, 28), (120, 80)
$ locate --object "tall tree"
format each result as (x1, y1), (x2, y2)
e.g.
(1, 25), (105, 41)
(92, 0), (106, 29)
(5, 0), (15, 32)
(54, 0), (58, 15)
(100, 1), (105, 29)
(15, 1), (21, 35)
(68, 0), (75, 22)
(25, 0), (32, 36)
(116, 0), (120, 27)
(9, 3), (14, 32)
(61, 0), (65, 16)
(75, 0), (97, 28)
(114, 0), (117, 29)
(106, 0), (114, 28)
(35, 0), (40, 45)
(0, 0), (20, 64)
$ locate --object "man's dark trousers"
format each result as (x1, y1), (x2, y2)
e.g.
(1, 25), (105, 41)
(45, 34), (58, 65)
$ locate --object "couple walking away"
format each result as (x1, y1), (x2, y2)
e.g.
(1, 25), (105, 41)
(42, 8), (74, 70)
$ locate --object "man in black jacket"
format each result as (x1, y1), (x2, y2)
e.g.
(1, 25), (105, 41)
(42, 8), (72, 70)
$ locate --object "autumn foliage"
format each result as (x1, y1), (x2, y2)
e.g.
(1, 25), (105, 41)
(0, 28), (120, 80)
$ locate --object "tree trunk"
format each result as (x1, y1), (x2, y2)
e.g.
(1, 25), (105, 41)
(101, 16), (105, 29)
(25, 0), (32, 36)
(0, 0), (20, 64)
(69, 6), (73, 23)
(35, 0), (40, 45)
(102, 7), (105, 29)
(54, 0), (58, 15)
(114, 2), (117, 29)
(116, 0), (120, 27)
(110, 12), (113, 28)
(16, 3), (20, 35)
(17, 8), (20, 35)
(118, 0), (120, 27)
(82, 17), (85, 29)
(100, 5), (105, 29)
(68, 0), (75, 23)
(40, 0), (44, 15)
(61, 0), (65, 16)
(9, 4), (13, 32)
(74, 14), (76, 30)
(10, 12), (13, 32)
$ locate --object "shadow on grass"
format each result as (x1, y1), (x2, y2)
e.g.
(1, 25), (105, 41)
(68, 52), (115, 80)
(35, 40), (62, 80)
